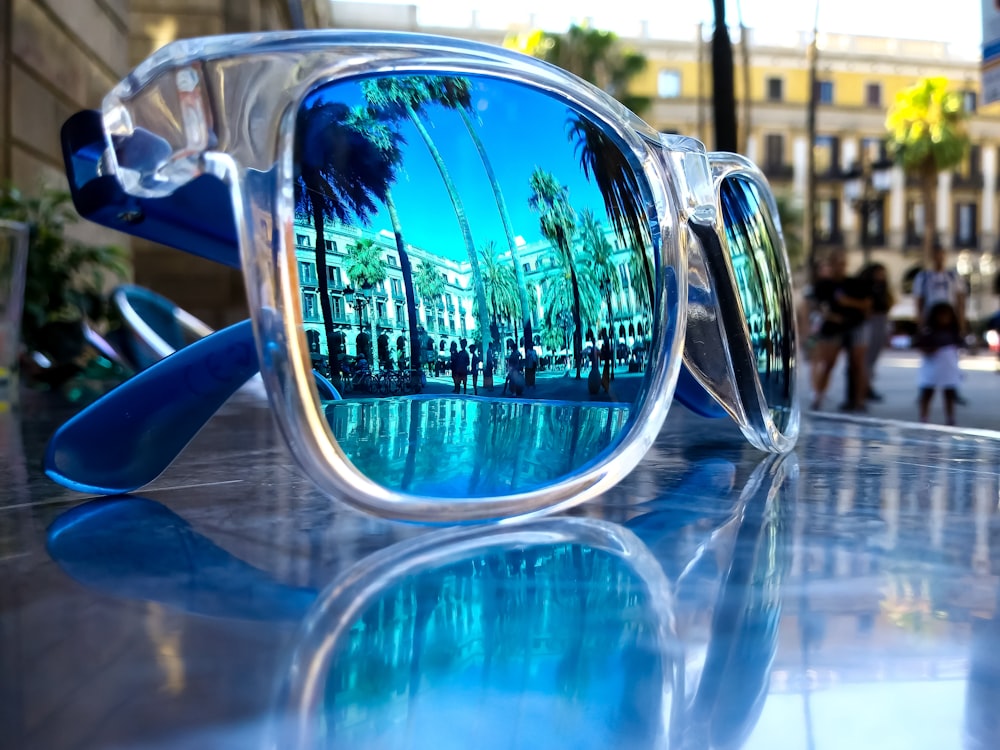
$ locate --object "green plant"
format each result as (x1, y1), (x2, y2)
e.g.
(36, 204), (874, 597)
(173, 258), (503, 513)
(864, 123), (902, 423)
(0, 187), (128, 357)
(885, 77), (970, 266)
(773, 194), (804, 271)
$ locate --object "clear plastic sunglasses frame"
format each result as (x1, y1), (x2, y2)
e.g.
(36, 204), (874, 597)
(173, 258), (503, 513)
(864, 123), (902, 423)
(55, 30), (798, 521)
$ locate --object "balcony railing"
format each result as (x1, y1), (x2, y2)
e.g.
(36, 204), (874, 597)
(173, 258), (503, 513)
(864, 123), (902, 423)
(815, 166), (845, 181)
(762, 163), (794, 180)
(952, 172), (984, 190)
(815, 230), (844, 246)
(954, 234), (979, 250)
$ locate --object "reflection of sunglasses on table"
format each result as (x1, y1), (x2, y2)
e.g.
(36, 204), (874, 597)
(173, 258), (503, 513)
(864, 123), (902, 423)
(46, 31), (799, 522)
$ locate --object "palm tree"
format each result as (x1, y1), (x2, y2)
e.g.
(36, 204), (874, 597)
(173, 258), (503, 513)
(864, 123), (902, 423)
(455, 107), (536, 354)
(506, 23), (650, 115)
(528, 168), (582, 377)
(414, 260), (446, 347)
(345, 106), (424, 380)
(362, 76), (492, 362)
(627, 252), (651, 315)
(578, 209), (622, 377)
(566, 115), (654, 306)
(345, 237), (388, 364)
(885, 77), (970, 266)
(294, 101), (399, 371)
(479, 241), (521, 339)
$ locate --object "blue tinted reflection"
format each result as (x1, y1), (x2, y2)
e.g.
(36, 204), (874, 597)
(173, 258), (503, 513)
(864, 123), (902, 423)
(720, 177), (795, 431)
(294, 72), (663, 494)
(283, 521), (675, 750)
(325, 396), (630, 497)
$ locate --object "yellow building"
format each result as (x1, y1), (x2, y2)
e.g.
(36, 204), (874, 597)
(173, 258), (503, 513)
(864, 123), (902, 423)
(639, 28), (999, 321)
(328, 2), (1000, 320)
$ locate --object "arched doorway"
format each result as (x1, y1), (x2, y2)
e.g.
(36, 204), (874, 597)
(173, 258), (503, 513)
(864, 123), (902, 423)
(355, 331), (371, 365)
(377, 333), (390, 369)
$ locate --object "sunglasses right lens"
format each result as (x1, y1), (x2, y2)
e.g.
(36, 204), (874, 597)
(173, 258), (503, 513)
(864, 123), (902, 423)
(290, 72), (668, 509)
(719, 175), (797, 437)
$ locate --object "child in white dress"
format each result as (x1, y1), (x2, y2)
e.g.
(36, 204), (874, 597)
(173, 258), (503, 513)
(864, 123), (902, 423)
(916, 302), (962, 425)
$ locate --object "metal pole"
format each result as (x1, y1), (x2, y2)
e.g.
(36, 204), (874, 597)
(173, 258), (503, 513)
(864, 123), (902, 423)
(711, 0), (738, 152)
(860, 199), (871, 267)
(804, 0), (821, 283)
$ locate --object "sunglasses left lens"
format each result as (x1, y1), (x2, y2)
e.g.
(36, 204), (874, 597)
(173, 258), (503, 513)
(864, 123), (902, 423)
(289, 72), (668, 507)
(719, 175), (797, 439)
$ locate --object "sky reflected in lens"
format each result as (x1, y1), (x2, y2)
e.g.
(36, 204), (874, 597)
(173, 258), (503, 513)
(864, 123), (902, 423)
(292, 73), (663, 497)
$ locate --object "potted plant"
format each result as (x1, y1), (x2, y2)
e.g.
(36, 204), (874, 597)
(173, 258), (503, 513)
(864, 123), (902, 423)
(0, 187), (128, 386)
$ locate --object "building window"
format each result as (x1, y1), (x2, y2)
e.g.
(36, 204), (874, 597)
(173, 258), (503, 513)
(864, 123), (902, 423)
(860, 137), (888, 165)
(955, 144), (982, 182)
(814, 135), (840, 176)
(865, 83), (882, 107)
(865, 199), (886, 245)
(301, 293), (317, 320)
(386, 254), (397, 267)
(395, 303), (405, 322)
(816, 199), (840, 244)
(963, 90), (978, 113)
(391, 278), (403, 297)
(816, 80), (834, 104)
(296, 233), (309, 247)
(331, 295), (344, 319)
(522, 262), (531, 273)
(618, 262), (629, 288)
(766, 76), (784, 102)
(657, 69), (681, 98)
(764, 133), (784, 168)
(954, 202), (978, 248)
(376, 300), (387, 319)
(905, 201), (925, 246)
(324, 239), (337, 252)
(327, 266), (342, 287)
(297, 261), (315, 285)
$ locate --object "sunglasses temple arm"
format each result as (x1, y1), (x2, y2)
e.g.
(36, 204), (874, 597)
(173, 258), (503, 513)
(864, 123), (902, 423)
(61, 110), (242, 268)
(45, 320), (260, 495)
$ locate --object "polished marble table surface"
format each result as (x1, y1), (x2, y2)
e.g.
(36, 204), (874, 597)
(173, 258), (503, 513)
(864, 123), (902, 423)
(2, 387), (1000, 749)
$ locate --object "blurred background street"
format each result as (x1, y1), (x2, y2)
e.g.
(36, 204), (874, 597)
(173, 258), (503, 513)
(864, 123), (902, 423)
(806, 347), (1000, 430)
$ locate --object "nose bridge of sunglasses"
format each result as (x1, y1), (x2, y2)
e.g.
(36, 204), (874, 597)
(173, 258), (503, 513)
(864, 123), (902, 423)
(658, 134), (716, 223)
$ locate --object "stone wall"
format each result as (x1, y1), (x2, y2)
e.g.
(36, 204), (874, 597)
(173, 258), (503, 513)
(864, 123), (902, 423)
(2, 0), (131, 252)
(125, 1), (299, 327)
(0, 0), (321, 329)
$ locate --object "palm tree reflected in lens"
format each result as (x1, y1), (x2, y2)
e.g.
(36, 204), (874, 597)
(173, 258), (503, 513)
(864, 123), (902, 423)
(295, 72), (663, 495)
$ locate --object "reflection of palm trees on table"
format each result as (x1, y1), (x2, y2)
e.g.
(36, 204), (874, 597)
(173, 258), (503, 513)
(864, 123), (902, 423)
(294, 101), (399, 374)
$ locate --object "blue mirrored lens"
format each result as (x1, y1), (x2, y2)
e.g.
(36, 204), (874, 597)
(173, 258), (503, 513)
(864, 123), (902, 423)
(719, 176), (795, 432)
(293, 73), (660, 498)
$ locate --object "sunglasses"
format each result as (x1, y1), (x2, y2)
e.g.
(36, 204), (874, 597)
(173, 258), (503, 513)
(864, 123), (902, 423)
(46, 31), (798, 521)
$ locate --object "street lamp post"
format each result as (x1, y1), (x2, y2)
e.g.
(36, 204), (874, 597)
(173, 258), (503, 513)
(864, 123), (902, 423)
(344, 281), (375, 365)
(844, 156), (894, 267)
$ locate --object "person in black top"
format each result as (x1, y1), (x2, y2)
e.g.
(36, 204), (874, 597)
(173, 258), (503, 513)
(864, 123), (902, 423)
(860, 263), (894, 401)
(809, 250), (871, 412)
